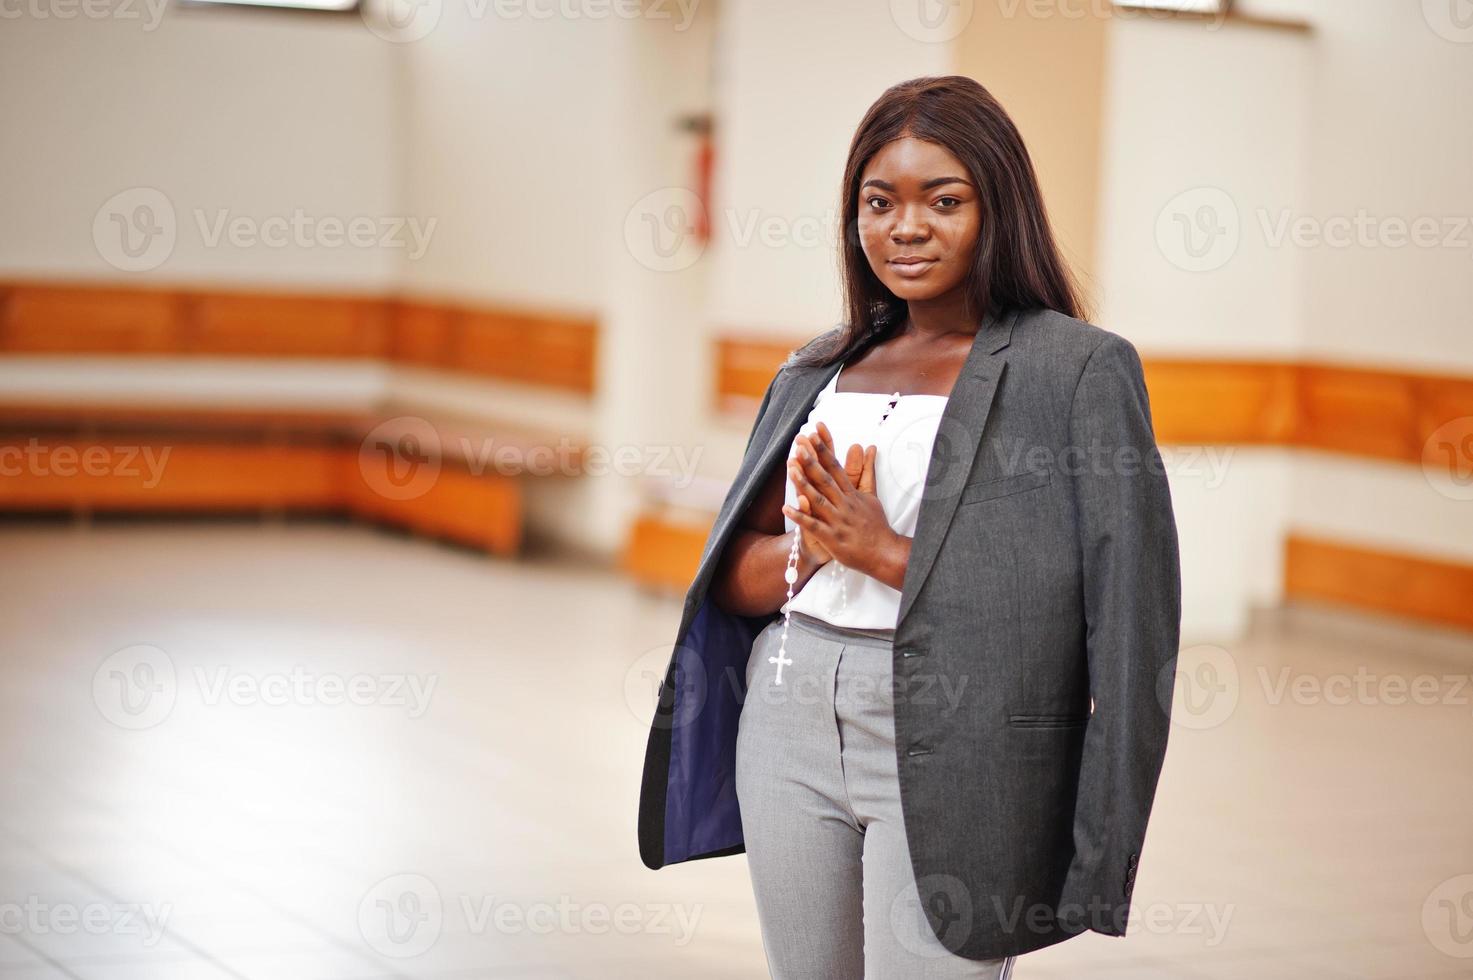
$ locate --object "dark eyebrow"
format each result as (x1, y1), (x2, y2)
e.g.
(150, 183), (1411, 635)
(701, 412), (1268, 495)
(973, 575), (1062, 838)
(861, 176), (973, 192)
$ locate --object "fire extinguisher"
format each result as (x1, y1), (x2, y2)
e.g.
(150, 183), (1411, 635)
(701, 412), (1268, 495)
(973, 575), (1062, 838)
(677, 112), (714, 245)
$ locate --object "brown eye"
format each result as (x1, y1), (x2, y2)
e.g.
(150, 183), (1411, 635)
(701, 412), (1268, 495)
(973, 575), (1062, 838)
(866, 197), (891, 210)
(936, 196), (961, 208)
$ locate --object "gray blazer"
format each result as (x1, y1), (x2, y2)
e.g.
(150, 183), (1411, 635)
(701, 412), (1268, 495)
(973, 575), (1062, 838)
(638, 305), (1182, 960)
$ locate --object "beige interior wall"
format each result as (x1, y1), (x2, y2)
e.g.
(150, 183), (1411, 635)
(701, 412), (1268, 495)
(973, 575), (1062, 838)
(0, 12), (402, 289)
(953, 5), (1112, 311)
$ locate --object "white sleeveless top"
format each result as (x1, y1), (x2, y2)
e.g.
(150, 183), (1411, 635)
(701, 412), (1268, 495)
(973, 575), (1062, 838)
(780, 360), (949, 629)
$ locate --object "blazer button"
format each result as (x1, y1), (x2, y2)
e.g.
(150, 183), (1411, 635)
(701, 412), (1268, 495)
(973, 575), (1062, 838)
(898, 646), (925, 659)
(906, 742), (933, 757)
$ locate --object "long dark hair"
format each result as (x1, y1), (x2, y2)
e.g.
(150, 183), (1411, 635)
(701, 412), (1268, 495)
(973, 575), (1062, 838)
(788, 74), (1088, 369)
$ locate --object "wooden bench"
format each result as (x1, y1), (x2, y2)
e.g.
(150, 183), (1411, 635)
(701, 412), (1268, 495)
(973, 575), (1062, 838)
(0, 400), (585, 556)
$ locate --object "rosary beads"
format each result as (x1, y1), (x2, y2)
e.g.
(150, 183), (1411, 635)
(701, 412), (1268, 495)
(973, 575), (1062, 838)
(767, 387), (903, 685)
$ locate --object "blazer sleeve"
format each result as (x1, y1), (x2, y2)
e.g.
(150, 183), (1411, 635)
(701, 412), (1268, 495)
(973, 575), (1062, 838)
(1057, 332), (1182, 937)
(743, 369), (783, 457)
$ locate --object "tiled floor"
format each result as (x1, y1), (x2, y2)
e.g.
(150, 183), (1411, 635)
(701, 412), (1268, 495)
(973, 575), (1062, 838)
(0, 521), (1470, 978)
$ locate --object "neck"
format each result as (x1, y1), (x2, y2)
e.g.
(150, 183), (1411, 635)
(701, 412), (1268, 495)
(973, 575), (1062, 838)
(896, 289), (979, 342)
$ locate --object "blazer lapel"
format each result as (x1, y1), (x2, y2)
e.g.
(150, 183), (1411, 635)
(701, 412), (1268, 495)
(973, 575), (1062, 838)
(721, 359), (842, 545)
(683, 358), (841, 620)
(895, 307), (1018, 629)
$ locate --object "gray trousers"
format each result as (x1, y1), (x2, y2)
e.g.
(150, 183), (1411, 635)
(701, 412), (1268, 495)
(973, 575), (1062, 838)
(736, 611), (1017, 980)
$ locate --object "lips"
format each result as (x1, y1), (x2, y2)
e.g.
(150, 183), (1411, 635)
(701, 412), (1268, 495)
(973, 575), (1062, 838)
(888, 256), (937, 277)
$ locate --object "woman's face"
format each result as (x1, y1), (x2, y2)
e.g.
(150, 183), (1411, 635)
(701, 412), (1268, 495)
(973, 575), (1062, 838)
(856, 136), (981, 304)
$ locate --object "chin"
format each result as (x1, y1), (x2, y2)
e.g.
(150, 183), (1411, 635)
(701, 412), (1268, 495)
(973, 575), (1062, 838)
(882, 278), (947, 302)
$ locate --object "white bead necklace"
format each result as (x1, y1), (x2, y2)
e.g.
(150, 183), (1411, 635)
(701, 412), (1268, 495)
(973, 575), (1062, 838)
(769, 386), (903, 684)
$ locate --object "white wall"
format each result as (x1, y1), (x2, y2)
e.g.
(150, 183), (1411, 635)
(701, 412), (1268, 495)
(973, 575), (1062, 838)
(1271, 1), (1473, 566)
(1096, 0), (1473, 640)
(1094, 14), (1313, 638)
(705, 0), (954, 338)
(0, 9), (402, 289)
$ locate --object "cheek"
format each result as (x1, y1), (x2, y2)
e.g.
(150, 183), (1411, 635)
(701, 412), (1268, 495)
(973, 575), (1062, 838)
(938, 221), (980, 272)
(856, 215), (887, 252)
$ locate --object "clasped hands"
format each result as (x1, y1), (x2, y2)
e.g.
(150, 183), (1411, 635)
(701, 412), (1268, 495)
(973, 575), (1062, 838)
(781, 420), (910, 591)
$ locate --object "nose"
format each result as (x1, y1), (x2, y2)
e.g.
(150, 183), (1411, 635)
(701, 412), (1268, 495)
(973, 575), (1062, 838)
(889, 203), (930, 244)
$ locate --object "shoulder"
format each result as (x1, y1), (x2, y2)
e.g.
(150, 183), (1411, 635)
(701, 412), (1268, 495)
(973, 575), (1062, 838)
(1013, 307), (1139, 364)
(1008, 308), (1148, 417)
(779, 325), (845, 371)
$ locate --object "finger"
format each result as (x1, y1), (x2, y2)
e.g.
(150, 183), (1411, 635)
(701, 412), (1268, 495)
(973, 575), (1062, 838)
(807, 427), (856, 492)
(788, 459), (831, 518)
(782, 502), (822, 537)
(858, 445), (877, 495)
(795, 433), (849, 507)
(843, 442), (864, 487)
